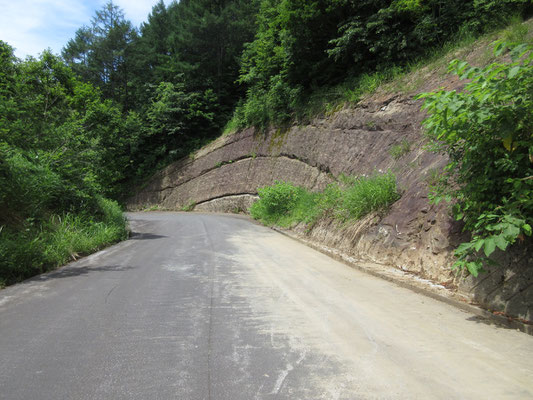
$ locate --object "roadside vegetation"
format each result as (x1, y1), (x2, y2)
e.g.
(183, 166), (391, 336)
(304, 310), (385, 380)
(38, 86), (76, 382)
(0, 44), (127, 287)
(1, 0), (532, 284)
(0, 199), (126, 287)
(419, 41), (533, 276)
(250, 173), (400, 227)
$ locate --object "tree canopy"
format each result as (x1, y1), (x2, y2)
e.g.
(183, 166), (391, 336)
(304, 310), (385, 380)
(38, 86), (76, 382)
(1, 0), (532, 284)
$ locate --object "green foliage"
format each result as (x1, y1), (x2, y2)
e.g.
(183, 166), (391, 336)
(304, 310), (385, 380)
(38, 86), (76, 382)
(503, 15), (532, 43)
(389, 139), (411, 160)
(320, 173), (401, 221)
(146, 81), (217, 141)
(41, 198), (127, 269)
(250, 173), (400, 227)
(235, 0), (531, 129)
(62, 1), (137, 106)
(125, 0), (259, 128)
(0, 197), (126, 287)
(418, 41), (533, 276)
(62, 0), (260, 186)
(328, 0), (529, 68)
(180, 202), (197, 212)
(234, 76), (302, 130)
(251, 181), (304, 219)
(0, 41), (128, 286)
(250, 181), (320, 226)
(235, 0), (348, 129)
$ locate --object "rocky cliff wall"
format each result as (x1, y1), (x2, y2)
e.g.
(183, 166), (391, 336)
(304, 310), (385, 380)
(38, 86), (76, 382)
(128, 71), (532, 324)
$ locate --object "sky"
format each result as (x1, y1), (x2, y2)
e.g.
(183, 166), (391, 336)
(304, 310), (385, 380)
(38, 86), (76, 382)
(0, 0), (164, 59)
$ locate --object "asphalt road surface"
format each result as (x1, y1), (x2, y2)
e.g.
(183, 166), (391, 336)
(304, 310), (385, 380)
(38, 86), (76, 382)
(1, 212), (532, 399)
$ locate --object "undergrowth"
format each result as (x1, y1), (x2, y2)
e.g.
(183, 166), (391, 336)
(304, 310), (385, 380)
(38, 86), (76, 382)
(250, 173), (400, 228)
(0, 197), (127, 287)
(418, 40), (533, 276)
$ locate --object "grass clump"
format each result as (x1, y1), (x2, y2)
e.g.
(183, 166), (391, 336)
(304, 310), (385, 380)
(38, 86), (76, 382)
(503, 16), (532, 44)
(389, 139), (411, 160)
(324, 173), (401, 221)
(181, 201), (196, 212)
(250, 173), (400, 227)
(250, 181), (320, 226)
(0, 197), (127, 287)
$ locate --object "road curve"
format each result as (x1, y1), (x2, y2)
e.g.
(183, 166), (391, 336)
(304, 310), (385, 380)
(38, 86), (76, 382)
(0, 212), (532, 399)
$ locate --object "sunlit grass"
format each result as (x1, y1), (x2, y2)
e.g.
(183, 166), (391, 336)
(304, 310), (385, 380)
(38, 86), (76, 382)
(250, 172), (400, 228)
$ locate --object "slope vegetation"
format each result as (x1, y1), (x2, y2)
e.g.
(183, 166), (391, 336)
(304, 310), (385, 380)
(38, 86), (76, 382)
(129, 22), (533, 323)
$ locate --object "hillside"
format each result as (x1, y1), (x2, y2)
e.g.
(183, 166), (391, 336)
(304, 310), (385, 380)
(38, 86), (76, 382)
(2, 0), (532, 288)
(128, 22), (533, 325)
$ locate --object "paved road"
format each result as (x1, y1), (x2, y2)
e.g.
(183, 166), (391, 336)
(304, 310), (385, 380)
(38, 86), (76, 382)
(1, 212), (532, 399)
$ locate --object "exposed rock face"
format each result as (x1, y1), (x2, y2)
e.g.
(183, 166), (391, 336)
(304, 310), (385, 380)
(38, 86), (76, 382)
(128, 92), (532, 324)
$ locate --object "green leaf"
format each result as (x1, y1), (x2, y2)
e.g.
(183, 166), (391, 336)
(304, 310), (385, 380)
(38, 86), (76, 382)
(494, 235), (509, 251)
(483, 237), (496, 257)
(466, 261), (481, 277)
(508, 66), (520, 79)
(455, 241), (473, 255)
(493, 41), (506, 57)
(421, 40), (533, 277)
(503, 224), (520, 239)
(452, 260), (465, 271)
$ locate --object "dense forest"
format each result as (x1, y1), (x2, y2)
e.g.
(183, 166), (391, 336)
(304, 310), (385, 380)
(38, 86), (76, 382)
(1, 0), (532, 285)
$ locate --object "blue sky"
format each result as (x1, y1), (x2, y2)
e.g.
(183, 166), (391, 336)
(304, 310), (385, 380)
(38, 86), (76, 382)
(0, 0), (164, 58)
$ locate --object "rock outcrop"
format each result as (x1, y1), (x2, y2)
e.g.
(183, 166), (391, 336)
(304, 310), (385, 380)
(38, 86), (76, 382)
(128, 58), (532, 324)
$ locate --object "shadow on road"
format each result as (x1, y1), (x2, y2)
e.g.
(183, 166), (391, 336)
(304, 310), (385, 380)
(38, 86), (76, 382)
(465, 314), (530, 334)
(30, 265), (135, 282)
(129, 231), (168, 240)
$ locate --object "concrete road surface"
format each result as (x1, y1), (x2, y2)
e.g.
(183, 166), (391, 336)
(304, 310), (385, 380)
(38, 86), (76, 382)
(1, 212), (532, 399)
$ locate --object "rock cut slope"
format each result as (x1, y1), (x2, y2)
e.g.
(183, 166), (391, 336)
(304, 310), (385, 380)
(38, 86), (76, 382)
(128, 36), (532, 325)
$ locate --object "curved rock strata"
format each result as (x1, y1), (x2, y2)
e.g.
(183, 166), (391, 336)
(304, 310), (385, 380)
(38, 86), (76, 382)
(128, 93), (532, 324)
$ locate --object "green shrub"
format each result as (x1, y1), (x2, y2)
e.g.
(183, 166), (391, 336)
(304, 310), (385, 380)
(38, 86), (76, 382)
(0, 42), (130, 287)
(250, 173), (400, 227)
(341, 173), (400, 220)
(0, 229), (46, 287)
(96, 196), (128, 232)
(237, 0), (531, 130)
(418, 41), (533, 276)
(250, 181), (305, 225)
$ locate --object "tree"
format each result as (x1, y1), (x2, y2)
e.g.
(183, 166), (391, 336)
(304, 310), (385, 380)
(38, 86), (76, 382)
(126, 0), (174, 109)
(62, 1), (137, 106)
(165, 0), (259, 120)
(136, 80), (217, 174)
(236, 0), (532, 129)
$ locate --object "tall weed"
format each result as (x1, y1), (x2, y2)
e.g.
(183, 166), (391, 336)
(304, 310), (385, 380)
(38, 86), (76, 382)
(0, 197), (127, 287)
(250, 173), (400, 227)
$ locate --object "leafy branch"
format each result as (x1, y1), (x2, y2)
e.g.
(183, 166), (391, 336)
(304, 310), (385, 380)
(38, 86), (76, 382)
(418, 41), (533, 276)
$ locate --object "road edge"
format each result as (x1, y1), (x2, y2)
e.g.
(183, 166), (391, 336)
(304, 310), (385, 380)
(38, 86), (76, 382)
(267, 225), (533, 336)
